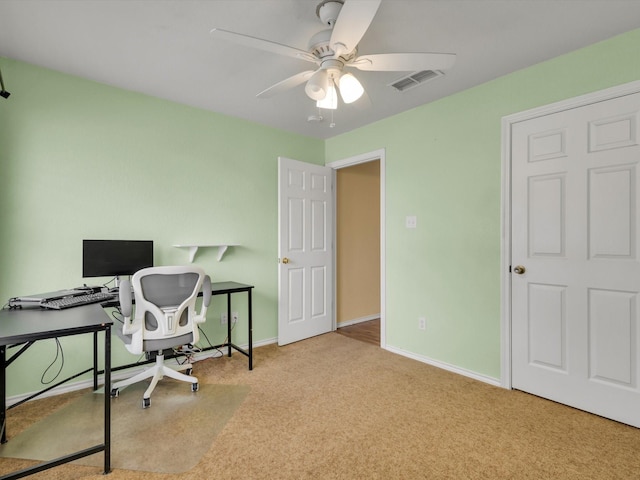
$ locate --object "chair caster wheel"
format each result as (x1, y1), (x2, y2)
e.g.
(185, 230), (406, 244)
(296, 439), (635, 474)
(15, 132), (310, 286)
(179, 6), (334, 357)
(110, 388), (119, 398)
(142, 398), (150, 408)
(186, 368), (193, 376)
(191, 382), (199, 392)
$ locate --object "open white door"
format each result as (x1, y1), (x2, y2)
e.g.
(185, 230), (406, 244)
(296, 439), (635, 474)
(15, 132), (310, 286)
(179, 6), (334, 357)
(278, 157), (334, 346)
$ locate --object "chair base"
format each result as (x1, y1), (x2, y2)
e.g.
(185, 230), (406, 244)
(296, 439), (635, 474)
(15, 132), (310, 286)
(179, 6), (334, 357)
(111, 352), (198, 408)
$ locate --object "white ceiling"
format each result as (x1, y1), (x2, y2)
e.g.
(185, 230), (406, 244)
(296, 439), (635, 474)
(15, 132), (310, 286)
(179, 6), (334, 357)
(1, 0), (639, 139)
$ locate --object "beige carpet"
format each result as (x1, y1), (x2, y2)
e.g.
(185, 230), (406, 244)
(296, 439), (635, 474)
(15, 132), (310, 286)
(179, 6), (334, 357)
(0, 381), (249, 474)
(1, 332), (640, 479)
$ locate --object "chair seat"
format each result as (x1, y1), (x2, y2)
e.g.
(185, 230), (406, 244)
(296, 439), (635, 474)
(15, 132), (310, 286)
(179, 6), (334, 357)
(116, 327), (194, 352)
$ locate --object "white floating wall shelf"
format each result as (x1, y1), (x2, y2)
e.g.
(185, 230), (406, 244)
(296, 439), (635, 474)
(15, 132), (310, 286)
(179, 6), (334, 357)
(173, 244), (238, 262)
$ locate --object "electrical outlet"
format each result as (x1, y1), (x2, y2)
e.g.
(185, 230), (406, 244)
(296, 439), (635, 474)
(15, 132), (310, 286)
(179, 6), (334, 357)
(418, 316), (426, 331)
(221, 312), (238, 325)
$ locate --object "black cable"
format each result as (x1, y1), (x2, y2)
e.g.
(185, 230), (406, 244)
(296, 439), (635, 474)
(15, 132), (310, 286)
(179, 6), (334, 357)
(111, 306), (124, 324)
(197, 325), (225, 357)
(220, 316), (238, 346)
(40, 338), (64, 385)
(198, 325), (215, 348)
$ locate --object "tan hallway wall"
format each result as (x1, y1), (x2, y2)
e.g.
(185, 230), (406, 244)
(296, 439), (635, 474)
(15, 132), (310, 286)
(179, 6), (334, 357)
(336, 160), (380, 324)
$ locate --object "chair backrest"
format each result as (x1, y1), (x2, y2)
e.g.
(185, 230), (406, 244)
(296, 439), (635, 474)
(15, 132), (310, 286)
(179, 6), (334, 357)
(119, 265), (210, 354)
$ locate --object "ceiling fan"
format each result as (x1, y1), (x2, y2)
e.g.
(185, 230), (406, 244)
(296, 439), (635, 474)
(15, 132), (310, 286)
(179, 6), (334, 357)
(210, 0), (456, 110)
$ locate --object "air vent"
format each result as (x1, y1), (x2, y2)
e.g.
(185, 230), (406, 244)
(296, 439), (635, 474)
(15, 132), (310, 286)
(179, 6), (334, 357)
(389, 70), (444, 92)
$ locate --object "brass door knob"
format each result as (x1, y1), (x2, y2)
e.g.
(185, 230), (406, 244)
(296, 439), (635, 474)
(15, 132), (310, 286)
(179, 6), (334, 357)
(281, 257), (290, 264)
(513, 265), (526, 275)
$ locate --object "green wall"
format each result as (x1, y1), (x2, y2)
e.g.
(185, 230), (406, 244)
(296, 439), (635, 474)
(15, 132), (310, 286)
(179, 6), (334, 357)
(1, 27), (639, 396)
(326, 28), (640, 380)
(0, 59), (324, 396)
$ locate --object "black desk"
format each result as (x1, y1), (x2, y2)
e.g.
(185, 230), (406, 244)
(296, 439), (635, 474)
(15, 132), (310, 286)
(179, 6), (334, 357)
(207, 281), (254, 370)
(0, 304), (112, 479)
(107, 281), (255, 374)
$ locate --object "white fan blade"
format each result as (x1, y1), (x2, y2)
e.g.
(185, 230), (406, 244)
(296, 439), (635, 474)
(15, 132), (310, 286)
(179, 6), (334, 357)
(256, 70), (316, 99)
(350, 52), (456, 72)
(211, 28), (318, 64)
(330, 0), (381, 57)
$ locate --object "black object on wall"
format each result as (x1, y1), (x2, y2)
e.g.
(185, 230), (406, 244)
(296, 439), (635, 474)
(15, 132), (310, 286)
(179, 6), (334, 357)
(0, 68), (11, 99)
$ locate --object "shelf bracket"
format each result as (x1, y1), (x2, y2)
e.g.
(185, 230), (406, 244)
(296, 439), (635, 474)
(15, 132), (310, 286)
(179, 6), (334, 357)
(215, 245), (229, 262)
(187, 246), (199, 263)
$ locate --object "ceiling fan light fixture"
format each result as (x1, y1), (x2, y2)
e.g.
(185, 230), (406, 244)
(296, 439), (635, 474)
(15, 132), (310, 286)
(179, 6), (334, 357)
(316, 83), (338, 110)
(305, 69), (329, 101)
(338, 73), (364, 103)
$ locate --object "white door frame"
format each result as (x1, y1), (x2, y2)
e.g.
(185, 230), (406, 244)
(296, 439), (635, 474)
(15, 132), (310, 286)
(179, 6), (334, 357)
(500, 80), (640, 389)
(327, 148), (386, 347)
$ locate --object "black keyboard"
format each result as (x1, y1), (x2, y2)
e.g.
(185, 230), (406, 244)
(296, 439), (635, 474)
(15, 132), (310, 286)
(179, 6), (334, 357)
(41, 292), (115, 310)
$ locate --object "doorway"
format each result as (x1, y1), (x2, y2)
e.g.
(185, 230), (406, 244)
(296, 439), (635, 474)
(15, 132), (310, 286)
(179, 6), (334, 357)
(329, 149), (386, 347)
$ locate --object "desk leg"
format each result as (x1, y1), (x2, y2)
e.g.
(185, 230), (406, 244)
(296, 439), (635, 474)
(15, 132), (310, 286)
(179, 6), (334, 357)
(248, 289), (253, 371)
(104, 326), (111, 474)
(93, 332), (98, 391)
(226, 293), (232, 358)
(0, 346), (5, 444)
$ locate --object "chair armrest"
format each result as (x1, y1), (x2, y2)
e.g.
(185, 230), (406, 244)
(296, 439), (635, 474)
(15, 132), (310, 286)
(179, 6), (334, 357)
(195, 275), (211, 323)
(203, 275), (212, 307)
(119, 278), (140, 335)
(119, 279), (133, 317)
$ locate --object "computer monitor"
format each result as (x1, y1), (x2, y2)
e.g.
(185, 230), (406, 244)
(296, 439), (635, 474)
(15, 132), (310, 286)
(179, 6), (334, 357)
(82, 240), (153, 290)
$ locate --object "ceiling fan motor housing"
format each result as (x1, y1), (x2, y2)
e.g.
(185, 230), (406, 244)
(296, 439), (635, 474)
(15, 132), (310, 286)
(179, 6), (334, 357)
(316, 0), (344, 26)
(309, 29), (357, 63)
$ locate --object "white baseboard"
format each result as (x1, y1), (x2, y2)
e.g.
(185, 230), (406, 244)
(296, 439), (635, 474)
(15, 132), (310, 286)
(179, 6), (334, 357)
(384, 344), (501, 387)
(7, 337), (278, 406)
(336, 314), (380, 329)
(252, 337), (277, 348)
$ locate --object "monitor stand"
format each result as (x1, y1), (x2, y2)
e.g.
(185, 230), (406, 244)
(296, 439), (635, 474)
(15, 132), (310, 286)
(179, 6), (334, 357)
(109, 275), (134, 295)
(109, 275), (124, 294)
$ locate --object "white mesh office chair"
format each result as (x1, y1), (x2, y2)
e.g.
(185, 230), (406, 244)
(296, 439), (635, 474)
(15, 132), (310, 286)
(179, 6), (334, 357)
(110, 265), (211, 408)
